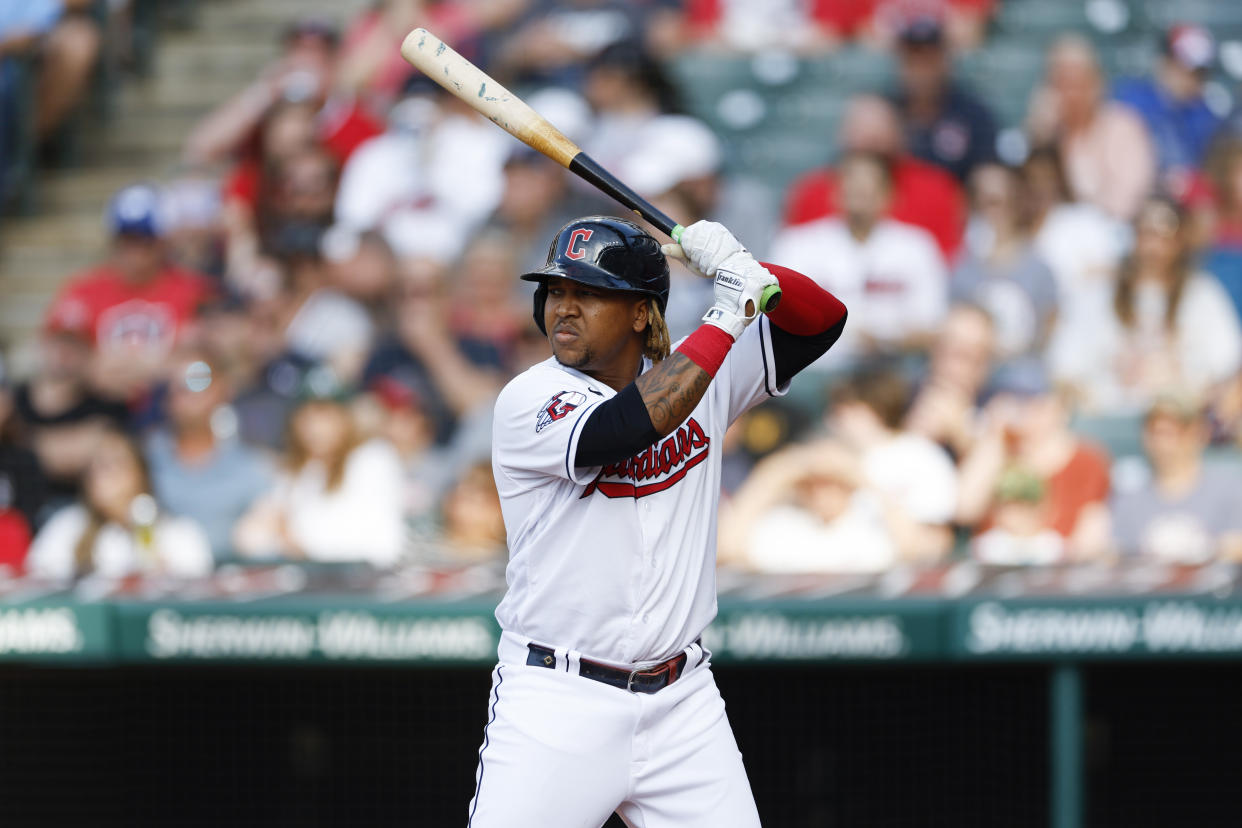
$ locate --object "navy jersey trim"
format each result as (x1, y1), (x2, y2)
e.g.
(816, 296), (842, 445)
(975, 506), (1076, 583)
(759, 317), (776, 397)
(563, 399), (603, 480)
(467, 665), (504, 826)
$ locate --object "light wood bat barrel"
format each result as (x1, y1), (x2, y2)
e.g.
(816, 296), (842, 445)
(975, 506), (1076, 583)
(400, 28), (581, 168)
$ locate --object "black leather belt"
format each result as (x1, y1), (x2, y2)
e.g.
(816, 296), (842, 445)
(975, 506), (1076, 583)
(526, 642), (696, 694)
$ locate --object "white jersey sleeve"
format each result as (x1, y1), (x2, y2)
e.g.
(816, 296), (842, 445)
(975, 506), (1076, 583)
(492, 364), (607, 488)
(715, 314), (788, 425)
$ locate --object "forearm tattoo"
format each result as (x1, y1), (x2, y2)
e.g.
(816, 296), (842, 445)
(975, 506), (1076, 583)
(635, 352), (712, 436)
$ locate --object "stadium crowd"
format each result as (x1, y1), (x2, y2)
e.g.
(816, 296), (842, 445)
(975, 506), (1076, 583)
(5, 0), (1242, 580)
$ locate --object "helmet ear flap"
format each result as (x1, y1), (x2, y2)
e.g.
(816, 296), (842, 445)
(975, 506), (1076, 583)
(532, 282), (549, 335)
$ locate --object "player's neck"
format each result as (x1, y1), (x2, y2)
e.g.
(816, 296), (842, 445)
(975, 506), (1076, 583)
(580, 349), (644, 392)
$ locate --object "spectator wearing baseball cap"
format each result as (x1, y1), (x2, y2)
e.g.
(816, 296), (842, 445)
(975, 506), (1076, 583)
(43, 184), (214, 399)
(1110, 392), (1242, 563)
(1113, 24), (1225, 198)
(890, 12), (998, 183)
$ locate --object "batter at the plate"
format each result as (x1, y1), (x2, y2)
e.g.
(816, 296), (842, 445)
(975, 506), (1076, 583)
(470, 215), (847, 827)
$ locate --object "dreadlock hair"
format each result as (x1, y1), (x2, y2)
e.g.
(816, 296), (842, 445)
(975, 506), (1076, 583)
(644, 299), (671, 362)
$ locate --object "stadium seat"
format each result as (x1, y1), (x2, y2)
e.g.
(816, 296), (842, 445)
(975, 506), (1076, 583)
(1070, 413), (1146, 461)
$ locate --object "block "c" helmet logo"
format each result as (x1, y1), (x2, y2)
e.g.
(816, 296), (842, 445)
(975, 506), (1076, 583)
(564, 228), (593, 260)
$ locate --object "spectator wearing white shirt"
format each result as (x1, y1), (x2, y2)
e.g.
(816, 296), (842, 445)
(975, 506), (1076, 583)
(827, 370), (958, 564)
(1060, 197), (1242, 414)
(719, 440), (897, 575)
(233, 388), (404, 567)
(28, 429), (213, 579)
(1021, 147), (1128, 385)
(769, 151), (948, 369)
(333, 79), (510, 263)
(953, 162), (1059, 367)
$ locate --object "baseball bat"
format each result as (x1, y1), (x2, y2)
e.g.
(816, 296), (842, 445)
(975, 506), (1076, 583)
(399, 28), (780, 313)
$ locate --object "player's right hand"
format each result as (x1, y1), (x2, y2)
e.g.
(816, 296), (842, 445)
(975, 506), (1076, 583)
(701, 254), (779, 340)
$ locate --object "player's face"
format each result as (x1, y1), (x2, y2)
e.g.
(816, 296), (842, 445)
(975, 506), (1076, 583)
(543, 277), (647, 373)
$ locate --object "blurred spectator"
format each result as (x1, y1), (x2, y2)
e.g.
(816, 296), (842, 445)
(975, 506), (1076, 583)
(184, 18), (382, 169)
(581, 42), (681, 174)
(771, 151), (948, 366)
(27, 429), (213, 579)
(365, 376), (490, 548)
(44, 184), (214, 399)
(866, 0), (996, 54)
(449, 229), (530, 370)
(1111, 393), (1242, 563)
(144, 351), (274, 562)
(783, 94), (966, 259)
(491, 148), (590, 275)
(496, 0), (677, 87)
(271, 222), (374, 386)
(363, 258), (503, 440)
(681, 0), (844, 54)
(0, 374), (47, 570)
(971, 466), (1066, 565)
(334, 77), (509, 263)
(218, 100), (320, 281)
(1201, 136), (1242, 322)
(827, 370), (957, 563)
(232, 387), (404, 566)
(719, 440), (897, 573)
(1113, 25), (1224, 199)
(340, 0), (475, 112)
(423, 461), (507, 564)
(890, 12), (996, 182)
(161, 176), (225, 277)
(13, 325), (128, 507)
(905, 303), (995, 460)
(953, 162), (1058, 366)
(322, 228), (398, 311)
(956, 371), (1111, 561)
(0, 1), (101, 144)
(1060, 198), (1242, 414)
(1026, 35), (1156, 221)
(1024, 146), (1127, 386)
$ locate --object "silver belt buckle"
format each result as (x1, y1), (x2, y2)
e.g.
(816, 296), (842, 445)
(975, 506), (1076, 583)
(626, 668), (641, 693)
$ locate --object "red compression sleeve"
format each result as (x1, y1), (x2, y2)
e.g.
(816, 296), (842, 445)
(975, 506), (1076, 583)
(762, 262), (848, 335)
(676, 324), (734, 377)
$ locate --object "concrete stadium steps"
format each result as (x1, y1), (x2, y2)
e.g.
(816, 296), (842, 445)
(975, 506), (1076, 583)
(0, 0), (368, 363)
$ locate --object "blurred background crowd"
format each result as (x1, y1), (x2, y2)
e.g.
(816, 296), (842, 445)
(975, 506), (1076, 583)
(5, 0), (1242, 582)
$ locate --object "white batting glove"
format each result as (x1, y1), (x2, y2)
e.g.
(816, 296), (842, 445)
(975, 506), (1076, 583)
(701, 255), (779, 340)
(665, 220), (745, 278)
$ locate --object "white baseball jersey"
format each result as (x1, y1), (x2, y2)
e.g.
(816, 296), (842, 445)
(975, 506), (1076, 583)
(491, 317), (786, 666)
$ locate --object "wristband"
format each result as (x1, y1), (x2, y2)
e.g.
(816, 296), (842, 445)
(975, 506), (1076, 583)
(676, 324), (734, 377)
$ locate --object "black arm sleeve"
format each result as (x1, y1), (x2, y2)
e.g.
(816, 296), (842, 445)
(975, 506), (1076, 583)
(771, 313), (848, 388)
(574, 383), (660, 468)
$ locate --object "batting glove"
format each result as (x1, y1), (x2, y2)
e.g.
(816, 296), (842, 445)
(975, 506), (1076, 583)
(664, 220), (745, 278)
(701, 255), (779, 340)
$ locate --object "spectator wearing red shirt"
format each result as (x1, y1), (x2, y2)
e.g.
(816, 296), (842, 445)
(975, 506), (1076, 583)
(782, 94), (966, 260)
(956, 368), (1112, 561)
(45, 184), (213, 399)
(183, 18), (382, 177)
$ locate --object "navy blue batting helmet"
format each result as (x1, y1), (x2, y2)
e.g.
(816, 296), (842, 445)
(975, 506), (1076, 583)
(521, 216), (670, 335)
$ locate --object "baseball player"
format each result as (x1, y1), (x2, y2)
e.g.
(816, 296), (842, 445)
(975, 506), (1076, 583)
(470, 216), (847, 827)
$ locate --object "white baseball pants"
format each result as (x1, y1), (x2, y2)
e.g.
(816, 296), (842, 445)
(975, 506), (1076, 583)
(466, 633), (762, 828)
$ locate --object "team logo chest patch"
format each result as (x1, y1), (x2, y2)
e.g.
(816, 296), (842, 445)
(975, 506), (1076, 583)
(536, 391), (587, 433)
(582, 417), (711, 499)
